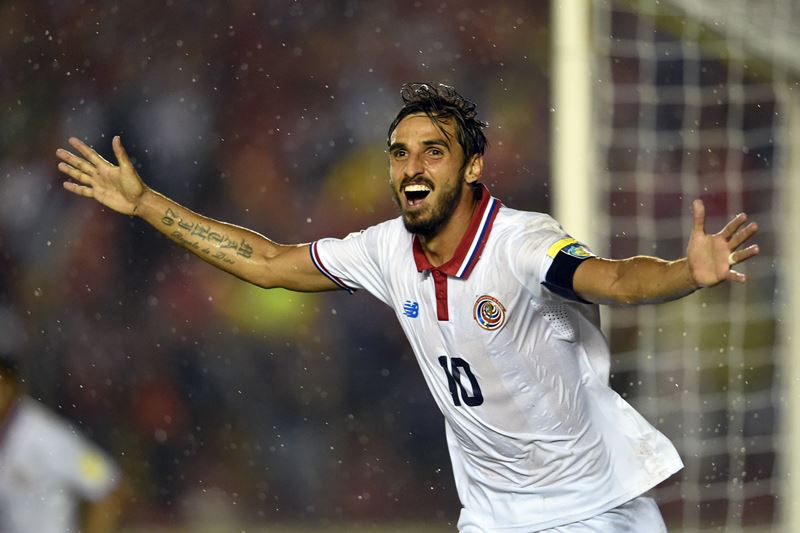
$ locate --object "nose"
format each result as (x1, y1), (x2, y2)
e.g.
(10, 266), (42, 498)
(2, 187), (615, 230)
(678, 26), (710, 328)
(404, 151), (425, 178)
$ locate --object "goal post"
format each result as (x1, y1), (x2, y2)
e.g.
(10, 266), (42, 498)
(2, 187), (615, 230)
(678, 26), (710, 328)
(553, 1), (799, 530)
(777, 84), (800, 533)
(551, 0), (595, 244)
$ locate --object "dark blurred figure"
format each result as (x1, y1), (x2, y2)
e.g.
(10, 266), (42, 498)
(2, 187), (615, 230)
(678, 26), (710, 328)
(0, 352), (126, 533)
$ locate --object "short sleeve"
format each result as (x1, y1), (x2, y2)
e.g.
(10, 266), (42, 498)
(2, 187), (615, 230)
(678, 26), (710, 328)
(310, 221), (395, 305)
(49, 422), (120, 502)
(507, 213), (595, 303)
(70, 446), (120, 501)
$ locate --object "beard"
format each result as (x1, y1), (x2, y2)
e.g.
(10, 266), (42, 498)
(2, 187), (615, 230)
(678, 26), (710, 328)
(391, 173), (464, 237)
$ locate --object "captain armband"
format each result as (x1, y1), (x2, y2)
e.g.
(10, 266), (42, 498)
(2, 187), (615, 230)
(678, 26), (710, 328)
(541, 238), (595, 303)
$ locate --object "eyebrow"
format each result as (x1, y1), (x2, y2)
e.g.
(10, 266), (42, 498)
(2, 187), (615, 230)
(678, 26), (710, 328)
(388, 139), (450, 152)
(423, 139), (450, 149)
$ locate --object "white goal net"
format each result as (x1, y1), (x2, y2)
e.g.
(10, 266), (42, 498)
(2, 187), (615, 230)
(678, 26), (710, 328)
(588, 0), (799, 531)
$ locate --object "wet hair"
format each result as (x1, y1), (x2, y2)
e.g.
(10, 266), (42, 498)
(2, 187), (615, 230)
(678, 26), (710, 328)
(387, 82), (488, 161)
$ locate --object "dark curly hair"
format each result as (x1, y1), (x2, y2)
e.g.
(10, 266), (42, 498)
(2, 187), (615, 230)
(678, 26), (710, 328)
(387, 82), (488, 161)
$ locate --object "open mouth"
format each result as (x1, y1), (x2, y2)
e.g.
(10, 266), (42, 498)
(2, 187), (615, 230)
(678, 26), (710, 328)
(403, 183), (432, 207)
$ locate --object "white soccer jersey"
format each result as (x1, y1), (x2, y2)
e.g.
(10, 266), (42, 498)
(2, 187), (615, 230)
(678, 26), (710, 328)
(311, 185), (683, 531)
(0, 398), (120, 533)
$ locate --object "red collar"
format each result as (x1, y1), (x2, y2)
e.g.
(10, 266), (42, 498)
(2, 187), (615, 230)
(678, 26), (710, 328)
(412, 183), (501, 279)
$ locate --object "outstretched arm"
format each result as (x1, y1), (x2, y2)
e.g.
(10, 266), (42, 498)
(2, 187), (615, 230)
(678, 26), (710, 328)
(56, 136), (338, 292)
(573, 199), (760, 305)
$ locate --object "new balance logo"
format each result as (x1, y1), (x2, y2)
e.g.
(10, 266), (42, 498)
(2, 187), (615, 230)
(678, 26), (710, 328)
(403, 301), (420, 318)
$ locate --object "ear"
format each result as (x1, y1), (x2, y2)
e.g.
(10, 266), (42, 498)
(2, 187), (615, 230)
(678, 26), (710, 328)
(464, 155), (483, 184)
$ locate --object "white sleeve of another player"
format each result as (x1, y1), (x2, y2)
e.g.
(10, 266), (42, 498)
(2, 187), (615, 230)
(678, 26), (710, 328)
(310, 221), (394, 305)
(48, 420), (120, 501)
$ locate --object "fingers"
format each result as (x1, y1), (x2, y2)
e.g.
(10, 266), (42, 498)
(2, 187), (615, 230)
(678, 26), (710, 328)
(694, 201), (756, 245)
(691, 199), (706, 234)
(719, 212), (748, 240)
(727, 269), (747, 283)
(728, 221), (758, 249)
(62, 180), (95, 199)
(57, 161), (93, 185)
(112, 136), (133, 168)
(728, 243), (760, 266)
(55, 148), (95, 176)
(68, 137), (110, 167)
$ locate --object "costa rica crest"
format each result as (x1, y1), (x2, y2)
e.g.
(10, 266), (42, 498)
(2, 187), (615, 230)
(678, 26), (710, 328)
(473, 295), (506, 331)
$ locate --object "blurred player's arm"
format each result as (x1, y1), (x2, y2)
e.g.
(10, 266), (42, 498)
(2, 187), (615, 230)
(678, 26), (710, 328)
(56, 136), (337, 292)
(573, 199), (759, 305)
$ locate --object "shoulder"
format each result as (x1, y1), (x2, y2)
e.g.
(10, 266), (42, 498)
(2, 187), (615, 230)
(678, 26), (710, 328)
(315, 217), (411, 272)
(16, 398), (58, 427)
(331, 216), (406, 242)
(360, 216), (406, 237)
(492, 206), (563, 240)
(16, 398), (82, 444)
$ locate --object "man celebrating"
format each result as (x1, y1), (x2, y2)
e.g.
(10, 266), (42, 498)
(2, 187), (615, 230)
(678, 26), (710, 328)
(56, 83), (758, 531)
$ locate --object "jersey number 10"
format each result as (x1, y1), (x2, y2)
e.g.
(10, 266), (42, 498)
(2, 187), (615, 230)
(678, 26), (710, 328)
(437, 356), (484, 407)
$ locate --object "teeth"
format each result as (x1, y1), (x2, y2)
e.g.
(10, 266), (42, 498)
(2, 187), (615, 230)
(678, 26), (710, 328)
(404, 184), (431, 193)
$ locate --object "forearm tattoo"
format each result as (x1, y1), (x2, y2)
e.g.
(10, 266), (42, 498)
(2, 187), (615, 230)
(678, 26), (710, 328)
(160, 207), (253, 264)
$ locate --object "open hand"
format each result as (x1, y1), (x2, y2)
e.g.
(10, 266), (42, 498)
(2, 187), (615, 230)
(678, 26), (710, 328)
(687, 199), (759, 287)
(56, 136), (145, 216)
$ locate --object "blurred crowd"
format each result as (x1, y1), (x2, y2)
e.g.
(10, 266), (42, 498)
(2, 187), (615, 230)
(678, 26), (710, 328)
(0, 0), (553, 528)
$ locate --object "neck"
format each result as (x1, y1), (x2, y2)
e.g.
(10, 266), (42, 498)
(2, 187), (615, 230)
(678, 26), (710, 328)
(417, 185), (479, 267)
